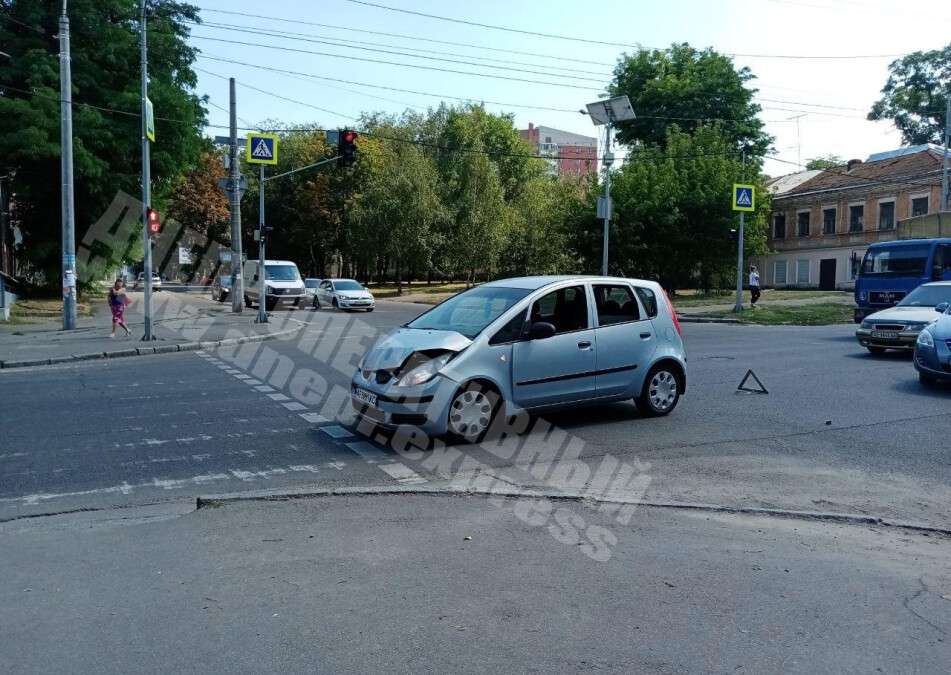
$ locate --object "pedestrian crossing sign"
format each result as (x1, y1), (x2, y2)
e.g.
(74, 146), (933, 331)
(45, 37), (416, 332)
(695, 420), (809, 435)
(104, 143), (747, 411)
(733, 184), (755, 212)
(246, 133), (279, 165)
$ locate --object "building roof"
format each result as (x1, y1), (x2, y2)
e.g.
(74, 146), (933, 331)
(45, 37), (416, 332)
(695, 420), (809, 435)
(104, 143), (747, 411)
(524, 125), (597, 147)
(783, 146), (946, 197)
(767, 169), (822, 195)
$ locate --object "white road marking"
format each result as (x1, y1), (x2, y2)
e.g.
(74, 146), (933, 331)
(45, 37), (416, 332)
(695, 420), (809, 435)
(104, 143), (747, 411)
(321, 425), (355, 439)
(255, 385), (275, 393)
(281, 402), (307, 411)
(378, 463), (427, 484)
(233, 374), (252, 380)
(267, 393), (291, 401)
(245, 378), (263, 385)
(299, 412), (329, 424)
(345, 441), (387, 464)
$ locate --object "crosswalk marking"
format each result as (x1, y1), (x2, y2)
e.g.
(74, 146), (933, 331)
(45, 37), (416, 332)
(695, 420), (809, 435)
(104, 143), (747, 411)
(281, 402), (307, 411)
(299, 412), (329, 424)
(378, 463), (427, 484)
(345, 441), (386, 464)
(267, 393), (291, 401)
(321, 425), (355, 439)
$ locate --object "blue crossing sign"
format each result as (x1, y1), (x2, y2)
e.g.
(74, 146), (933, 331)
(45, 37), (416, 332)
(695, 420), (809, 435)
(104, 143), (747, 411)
(246, 133), (279, 165)
(733, 184), (755, 212)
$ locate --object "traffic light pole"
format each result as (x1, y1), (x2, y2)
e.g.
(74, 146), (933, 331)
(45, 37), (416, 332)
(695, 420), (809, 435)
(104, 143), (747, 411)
(255, 164), (267, 324)
(139, 0), (154, 340)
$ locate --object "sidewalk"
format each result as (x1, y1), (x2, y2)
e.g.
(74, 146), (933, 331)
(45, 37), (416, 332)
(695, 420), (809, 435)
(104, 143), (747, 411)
(0, 292), (303, 368)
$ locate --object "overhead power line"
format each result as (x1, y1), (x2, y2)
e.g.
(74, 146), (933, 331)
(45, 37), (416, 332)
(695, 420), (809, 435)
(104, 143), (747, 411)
(341, 0), (909, 59)
(194, 7), (615, 67)
(189, 35), (605, 90)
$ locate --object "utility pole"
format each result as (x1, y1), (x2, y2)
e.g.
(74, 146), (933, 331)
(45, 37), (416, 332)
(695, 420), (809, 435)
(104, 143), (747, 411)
(256, 163), (267, 323)
(139, 0), (154, 340)
(734, 150), (747, 313)
(942, 93), (950, 212)
(59, 1), (77, 330)
(229, 78), (244, 314)
(601, 124), (613, 276)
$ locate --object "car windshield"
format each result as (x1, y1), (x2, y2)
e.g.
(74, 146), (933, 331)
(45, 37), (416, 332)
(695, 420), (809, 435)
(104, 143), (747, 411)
(265, 265), (300, 281)
(861, 246), (929, 276)
(219, 276), (231, 287)
(333, 280), (363, 291)
(304, 279), (320, 288)
(407, 286), (532, 339)
(897, 285), (951, 307)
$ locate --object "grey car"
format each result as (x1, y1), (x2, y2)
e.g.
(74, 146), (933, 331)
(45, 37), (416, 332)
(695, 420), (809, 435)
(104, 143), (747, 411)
(315, 278), (375, 311)
(856, 281), (951, 354)
(914, 304), (951, 385)
(351, 276), (687, 442)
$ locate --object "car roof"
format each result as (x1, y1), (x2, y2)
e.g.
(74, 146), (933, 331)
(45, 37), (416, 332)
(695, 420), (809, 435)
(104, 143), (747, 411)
(868, 239), (951, 249)
(921, 281), (951, 286)
(328, 278), (358, 282)
(480, 275), (659, 291)
(263, 260), (297, 266)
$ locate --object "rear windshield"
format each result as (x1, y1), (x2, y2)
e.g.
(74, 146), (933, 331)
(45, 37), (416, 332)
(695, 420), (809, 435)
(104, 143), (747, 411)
(861, 246), (930, 276)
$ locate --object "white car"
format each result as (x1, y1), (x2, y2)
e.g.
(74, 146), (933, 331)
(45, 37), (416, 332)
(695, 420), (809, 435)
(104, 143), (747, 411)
(314, 278), (375, 312)
(134, 272), (161, 291)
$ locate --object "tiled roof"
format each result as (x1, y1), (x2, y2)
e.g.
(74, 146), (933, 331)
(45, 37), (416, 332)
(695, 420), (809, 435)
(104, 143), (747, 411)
(784, 148), (944, 196)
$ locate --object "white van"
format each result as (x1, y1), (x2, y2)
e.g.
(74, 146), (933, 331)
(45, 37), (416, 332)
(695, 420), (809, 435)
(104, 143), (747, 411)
(243, 259), (307, 311)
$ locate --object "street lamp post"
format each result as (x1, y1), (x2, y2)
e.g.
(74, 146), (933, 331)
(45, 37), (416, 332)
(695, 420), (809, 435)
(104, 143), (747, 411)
(583, 96), (635, 276)
(59, 1), (77, 330)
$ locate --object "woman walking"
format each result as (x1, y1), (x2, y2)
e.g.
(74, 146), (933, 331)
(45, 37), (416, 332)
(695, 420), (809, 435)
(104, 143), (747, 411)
(109, 279), (131, 337)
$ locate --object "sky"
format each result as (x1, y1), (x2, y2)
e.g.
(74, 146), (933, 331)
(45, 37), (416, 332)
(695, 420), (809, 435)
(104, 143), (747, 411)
(189, 0), (951, 177)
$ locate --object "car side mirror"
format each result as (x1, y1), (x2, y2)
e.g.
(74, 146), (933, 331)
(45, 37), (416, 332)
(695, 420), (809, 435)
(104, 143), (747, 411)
(529, 321), (557, 340)
(935, 302), (949, 314)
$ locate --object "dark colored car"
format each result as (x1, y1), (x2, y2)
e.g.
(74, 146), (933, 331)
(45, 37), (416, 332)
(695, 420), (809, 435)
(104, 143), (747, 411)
(211, 275), (231, 302)
(913, 303), (951, 385)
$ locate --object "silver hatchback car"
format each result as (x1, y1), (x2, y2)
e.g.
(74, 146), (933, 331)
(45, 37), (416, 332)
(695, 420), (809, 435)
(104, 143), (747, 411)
(351, 276), (687, 441)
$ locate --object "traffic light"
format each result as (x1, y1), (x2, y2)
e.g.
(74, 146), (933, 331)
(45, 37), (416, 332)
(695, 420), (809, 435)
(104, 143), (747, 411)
(337, 129), (358, 168)
(146, 207), (161, 235)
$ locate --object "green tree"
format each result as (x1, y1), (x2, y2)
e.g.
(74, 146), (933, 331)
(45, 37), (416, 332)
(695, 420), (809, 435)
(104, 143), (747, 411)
(868, 45), (951, 145)
(0, 0), (205, 286)
(585, 125), (769, 290)
(805, 155), (843, 170)
(608, 43), (771, 156)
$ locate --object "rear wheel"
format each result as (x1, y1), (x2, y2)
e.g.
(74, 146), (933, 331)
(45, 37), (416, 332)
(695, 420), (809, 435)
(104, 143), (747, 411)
(447, 383), (501, 443)
(637, 365), (681, 417)
(867, 346), (887, 355)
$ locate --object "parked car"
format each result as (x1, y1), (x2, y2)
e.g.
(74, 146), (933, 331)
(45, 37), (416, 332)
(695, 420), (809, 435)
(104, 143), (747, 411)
(211, 275), (231, 302)
(242, 260), (307, 311)
(350, 276), (686, 442)
(914, 304), (951, 385)
(855, 281), (951, 354)
(134, 272), (161, 291)
(314, 278), (375, 311)
(304, 278), (322, 304)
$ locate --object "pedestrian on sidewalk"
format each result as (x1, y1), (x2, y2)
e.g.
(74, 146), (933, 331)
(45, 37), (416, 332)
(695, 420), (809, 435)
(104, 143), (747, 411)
(108, 279), (132, 337)
(749, 265), (761, 307)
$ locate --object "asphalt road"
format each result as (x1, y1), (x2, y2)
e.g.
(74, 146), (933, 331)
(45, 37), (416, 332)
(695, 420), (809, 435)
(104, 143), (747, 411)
(2, 495), (949, 674)
(3, 298), (951, 528)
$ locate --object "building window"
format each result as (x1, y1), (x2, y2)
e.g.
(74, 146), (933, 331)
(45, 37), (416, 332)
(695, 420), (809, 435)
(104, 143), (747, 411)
(912, 196), (929, 217)
(849, 205), (864, 232)
(823, 208), (836, 235)
(797, 211), (810, 237)
(774, 260), (788, 285)
(797, 259), (810, 285)
(879, 201), (895, 230)
(544, 136), (552, 144)
(773, 213), (786, 239)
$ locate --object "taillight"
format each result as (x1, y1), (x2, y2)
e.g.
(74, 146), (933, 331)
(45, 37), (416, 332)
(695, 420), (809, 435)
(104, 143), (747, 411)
(663, 290), (682, 337)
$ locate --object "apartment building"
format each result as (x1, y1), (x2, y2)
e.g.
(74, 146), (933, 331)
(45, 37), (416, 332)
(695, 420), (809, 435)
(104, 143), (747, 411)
(519, 123), (598, 177)
(752, 145), (948, 290)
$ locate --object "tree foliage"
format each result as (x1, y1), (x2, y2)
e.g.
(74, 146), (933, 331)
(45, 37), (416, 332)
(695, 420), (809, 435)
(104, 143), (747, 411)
(805, 155), (843, 170)
(609, 43), (771, 156)
(868, 44), (951, 145)
(0, 0), (206, 285)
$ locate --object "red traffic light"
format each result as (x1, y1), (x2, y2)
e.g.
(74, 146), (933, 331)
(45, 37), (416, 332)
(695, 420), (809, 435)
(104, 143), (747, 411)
(146, 207), (161, 235)
(343, 130), (357, 143)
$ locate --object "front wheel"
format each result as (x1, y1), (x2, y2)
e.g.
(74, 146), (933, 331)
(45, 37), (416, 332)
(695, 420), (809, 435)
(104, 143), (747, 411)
(637, 365), (681, 417)
(867, 346), (887, 355)
(447, 384), (501, 443)
(366, 307), (374, 312)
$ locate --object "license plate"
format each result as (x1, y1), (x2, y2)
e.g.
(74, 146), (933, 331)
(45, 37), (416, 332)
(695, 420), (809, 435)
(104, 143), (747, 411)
(352, 387), (378, 407)
(871, 330), (899, 339)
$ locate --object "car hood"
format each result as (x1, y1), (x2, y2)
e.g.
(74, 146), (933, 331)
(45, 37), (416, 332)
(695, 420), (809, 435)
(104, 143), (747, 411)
(927, 314), (951, 338)
(361, 328), (471, 370)
(866, 306), (942, 324)
(338, 291), (374, 300)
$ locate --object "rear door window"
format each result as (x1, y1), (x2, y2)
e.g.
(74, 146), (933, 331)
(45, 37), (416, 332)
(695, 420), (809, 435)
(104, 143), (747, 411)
(633, 287), (658, 318)
(593, 284), (640, 326)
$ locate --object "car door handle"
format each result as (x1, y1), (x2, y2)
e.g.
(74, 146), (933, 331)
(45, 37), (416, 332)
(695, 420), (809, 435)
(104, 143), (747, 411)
(577, 340), (592, 349)
(640, 332), (652, 339)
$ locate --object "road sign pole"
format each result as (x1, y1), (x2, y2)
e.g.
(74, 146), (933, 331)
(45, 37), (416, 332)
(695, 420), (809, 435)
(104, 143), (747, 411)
(256, 163), (267, 324)
(59, 2), (77, 331)
(139, 0), (154, 340)
(734, 150), (747, 313)
(229, 78), (243, 314)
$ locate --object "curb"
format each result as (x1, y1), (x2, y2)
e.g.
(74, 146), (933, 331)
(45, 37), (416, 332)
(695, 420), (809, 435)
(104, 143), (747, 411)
(0, 321), (304, 370)
(195, 484), (951, 538)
